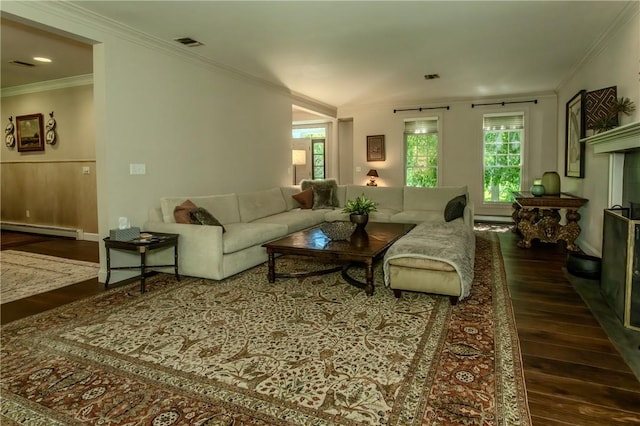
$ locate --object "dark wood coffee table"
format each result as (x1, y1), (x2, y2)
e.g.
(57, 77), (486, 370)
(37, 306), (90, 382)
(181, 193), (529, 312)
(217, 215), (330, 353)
(263, 222), (415, 296)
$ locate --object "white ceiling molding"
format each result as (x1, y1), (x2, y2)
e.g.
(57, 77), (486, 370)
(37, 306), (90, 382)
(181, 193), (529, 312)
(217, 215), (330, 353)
(1, 73), (93, 97)
(291, 92), (337, 119)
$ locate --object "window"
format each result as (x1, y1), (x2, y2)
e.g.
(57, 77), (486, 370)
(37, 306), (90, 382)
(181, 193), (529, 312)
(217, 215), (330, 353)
(483, 113), (524, 203)
(292, 126), (326, 180)
(405, 118), (438, 187)
(311, 139), (325, 179)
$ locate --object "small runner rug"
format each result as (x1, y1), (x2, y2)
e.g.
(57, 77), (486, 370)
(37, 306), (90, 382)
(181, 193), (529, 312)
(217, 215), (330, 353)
(0, 250), (100, 304)
(0, 232), (531, 425)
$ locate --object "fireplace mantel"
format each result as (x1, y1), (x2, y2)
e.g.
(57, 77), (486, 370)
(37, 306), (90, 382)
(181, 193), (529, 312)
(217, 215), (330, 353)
(583, 121), (640, 153)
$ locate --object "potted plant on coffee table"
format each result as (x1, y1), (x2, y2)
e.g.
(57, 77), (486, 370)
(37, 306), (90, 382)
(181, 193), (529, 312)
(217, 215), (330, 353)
(343, 194), (377, 228)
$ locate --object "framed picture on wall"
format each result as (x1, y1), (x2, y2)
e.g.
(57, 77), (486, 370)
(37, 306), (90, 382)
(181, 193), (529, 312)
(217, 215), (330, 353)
(366, 135), (385, 161)
(16, 113), (45, 152)
(565, 90), (586, 178)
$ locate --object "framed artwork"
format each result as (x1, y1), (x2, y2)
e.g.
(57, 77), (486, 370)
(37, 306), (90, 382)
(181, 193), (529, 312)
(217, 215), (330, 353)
(585, 86), (617, 131)
(366, 135), (385, 161)
(16, 113), (45, 152)
(565, 90), (585, 178)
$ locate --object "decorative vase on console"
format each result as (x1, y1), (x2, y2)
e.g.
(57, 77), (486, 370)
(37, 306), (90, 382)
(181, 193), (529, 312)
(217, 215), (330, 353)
(530, 179), (545, 197)
(541, 171), (561, 196)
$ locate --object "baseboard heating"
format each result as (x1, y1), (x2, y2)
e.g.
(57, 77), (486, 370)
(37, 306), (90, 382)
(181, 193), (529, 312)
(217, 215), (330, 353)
(1, 222), (83, 240)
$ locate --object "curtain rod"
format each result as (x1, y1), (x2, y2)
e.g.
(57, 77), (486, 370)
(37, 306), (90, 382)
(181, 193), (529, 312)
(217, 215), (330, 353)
(393, 106), (450, 113)
(471, 99), (537, 108)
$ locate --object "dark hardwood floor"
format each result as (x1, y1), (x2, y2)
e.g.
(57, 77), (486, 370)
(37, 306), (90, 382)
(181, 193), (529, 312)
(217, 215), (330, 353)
(1, 229), (639, 424)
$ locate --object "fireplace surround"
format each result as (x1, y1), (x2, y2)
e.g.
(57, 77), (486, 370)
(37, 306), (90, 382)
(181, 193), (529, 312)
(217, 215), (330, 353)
(586, 122), (639, 331)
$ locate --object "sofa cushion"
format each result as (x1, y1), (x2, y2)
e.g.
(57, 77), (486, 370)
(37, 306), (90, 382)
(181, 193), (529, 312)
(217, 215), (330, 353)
(253, 210), (326, 233)
(292, 188), (314, 209)
(301, 179), (340, 208)
(222, 222), (287, 254)
(391, 210), (451, 224)
(237, 187), (287, 223)
(312, 186), (335, 210)
(444, 195), (467, 222)
(403, 186), (467, 212)
(281, 186), (302, 210)
(161, 194), (240, 224)
(345, 185), (403, 211)
(173, 199), (197, 224)
(190, 207), (226, 232)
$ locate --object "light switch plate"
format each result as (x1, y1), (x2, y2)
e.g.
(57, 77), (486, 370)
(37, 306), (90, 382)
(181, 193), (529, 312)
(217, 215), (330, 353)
(129, 163), (146, 175)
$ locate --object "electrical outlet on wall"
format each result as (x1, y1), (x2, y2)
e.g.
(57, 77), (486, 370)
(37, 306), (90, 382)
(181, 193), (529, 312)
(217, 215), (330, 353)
(26, 210), (30, 218)
(82, 166), (90, 175)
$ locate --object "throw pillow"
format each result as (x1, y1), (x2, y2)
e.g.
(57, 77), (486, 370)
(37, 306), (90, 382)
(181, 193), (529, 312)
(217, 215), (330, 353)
(173, 199), (197, 224)
(301, 178), (339, 207)
(292, 188), (313, 209)
(444, 195), (467, 222)
(312, 187), (335, 210)
(190, 207), (226, 232)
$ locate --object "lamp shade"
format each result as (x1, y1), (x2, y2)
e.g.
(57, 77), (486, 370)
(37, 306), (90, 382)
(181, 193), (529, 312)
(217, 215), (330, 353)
(292, 150), (306, 165)
(366, 169), (379, 177)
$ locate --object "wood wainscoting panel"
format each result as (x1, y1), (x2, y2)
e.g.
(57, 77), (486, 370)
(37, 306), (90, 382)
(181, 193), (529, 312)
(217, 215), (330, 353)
(0, 161), (98, 233)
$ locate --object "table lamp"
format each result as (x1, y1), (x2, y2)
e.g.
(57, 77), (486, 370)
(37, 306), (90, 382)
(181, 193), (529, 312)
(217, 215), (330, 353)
(366, 169), (379, 186)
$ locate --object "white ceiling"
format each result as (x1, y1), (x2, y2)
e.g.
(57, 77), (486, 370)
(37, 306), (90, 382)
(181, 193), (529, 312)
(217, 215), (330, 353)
(1, 1), (633, 109)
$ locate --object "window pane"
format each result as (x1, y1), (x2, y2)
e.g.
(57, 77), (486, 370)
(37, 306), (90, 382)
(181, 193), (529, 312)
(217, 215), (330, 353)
(292, 127), (325, 138)
(482, 114), (524, 203)
(405, 132), (438, 187)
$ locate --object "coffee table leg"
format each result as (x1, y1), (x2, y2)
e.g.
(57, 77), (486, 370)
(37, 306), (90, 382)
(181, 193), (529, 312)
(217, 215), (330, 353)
(105, 247), (111, 289)
(267, 251), (275, 283)
(140, 248), (147, 293)
(174, 243), (180, 281)
(365, 261), (374, 296)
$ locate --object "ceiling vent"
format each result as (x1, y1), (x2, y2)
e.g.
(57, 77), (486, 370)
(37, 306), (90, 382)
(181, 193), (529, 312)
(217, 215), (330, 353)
(424, 74), (440, 80)
(8, 60), (36, 67)
(174, 37), (204, 47)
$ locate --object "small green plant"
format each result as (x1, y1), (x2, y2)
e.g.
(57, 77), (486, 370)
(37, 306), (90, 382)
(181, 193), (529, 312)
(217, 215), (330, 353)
(343, 194), (377, 215)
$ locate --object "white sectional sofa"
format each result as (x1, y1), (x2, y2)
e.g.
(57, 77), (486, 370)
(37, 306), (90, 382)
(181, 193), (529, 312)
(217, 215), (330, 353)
(143, 184), (473, 281)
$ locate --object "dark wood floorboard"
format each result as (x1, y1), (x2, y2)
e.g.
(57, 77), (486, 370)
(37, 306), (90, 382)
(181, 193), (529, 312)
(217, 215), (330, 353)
(1, 229), (639, 424)
(499, 231), (640, 424)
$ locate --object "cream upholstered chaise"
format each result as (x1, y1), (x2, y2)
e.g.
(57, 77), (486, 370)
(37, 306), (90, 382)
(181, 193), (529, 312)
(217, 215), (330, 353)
(383, 213), (476, 305)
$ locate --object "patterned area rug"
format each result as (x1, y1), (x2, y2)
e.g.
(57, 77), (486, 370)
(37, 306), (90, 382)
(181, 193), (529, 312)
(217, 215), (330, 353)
(0, 232), (530, 425)
(0, 250), (100, 304)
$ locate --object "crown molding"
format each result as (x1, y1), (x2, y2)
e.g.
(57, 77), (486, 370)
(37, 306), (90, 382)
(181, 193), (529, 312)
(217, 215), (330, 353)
(1, 74), (93, 97)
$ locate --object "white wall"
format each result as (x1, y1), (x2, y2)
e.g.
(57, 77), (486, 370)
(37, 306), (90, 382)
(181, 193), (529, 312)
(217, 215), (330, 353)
(556, 5), (639, 255)
(338, 94), (558, 217)
(5, 2), (293, 281)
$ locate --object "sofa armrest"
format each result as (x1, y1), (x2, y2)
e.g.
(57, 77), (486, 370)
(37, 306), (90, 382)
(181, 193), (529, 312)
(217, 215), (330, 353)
(143, 220), (225, 280)
(463, 200), (475, 228)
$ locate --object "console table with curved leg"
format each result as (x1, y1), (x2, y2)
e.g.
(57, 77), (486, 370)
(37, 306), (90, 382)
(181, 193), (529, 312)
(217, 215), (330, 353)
(512, 191), (588, 252)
